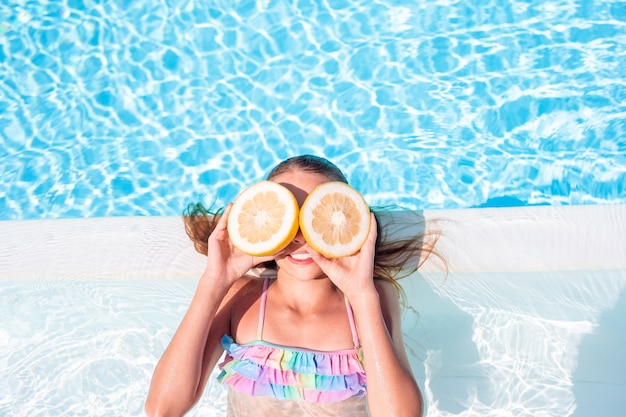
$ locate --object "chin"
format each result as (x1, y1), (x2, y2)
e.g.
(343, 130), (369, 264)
(276, 263), (326, 281)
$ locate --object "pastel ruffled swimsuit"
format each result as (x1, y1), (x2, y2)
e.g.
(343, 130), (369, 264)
(218, 278), (367, 403)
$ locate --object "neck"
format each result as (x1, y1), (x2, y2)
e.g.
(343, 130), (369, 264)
(272, 273), (342, 312)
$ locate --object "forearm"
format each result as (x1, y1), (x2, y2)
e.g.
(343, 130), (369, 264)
(351, 290), (423, 417)
(145, 271), (231, 416)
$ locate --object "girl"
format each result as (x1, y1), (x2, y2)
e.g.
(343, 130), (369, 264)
(145, 155), (440, 417)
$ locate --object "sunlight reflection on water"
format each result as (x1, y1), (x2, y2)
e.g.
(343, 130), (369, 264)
(403, 269), (626, 417)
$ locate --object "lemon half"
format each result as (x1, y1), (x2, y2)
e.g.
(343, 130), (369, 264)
(299, 181), (370, 258)
(227, 181), (299, 256)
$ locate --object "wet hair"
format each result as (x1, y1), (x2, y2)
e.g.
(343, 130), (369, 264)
(183, 154), (444, 299)
(266, 154), (348, 183)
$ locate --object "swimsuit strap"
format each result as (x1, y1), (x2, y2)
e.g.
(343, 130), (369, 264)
(344, 296), (360, 349)
(256, 277), (360, 349)
(256, 277), (270, 340)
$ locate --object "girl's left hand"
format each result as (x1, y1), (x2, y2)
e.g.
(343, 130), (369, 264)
(306, 213), (378, 300)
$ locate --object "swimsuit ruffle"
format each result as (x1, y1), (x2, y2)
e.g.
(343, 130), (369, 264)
(218, 335), (367, 402)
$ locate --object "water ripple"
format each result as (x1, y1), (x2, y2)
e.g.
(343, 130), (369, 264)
(1, 0), (624, 219)
(0, 278), (227, 417)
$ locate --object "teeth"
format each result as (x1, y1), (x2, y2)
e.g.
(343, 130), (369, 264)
(291, 253), (311, 260)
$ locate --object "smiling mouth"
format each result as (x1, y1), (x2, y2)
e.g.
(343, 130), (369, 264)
(290, 252), (311, 261)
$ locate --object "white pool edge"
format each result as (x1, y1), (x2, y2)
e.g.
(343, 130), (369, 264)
(1, 204), (625, 279)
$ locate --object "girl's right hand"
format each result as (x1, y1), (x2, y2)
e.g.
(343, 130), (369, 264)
(204, 203), (277, 286)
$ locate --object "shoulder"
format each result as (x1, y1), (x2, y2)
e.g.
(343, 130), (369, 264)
(374, 279), (399, 295)
(221, 276), (267, 343)
(213, 276), (265, 334)
(374, 279), (401, 308)
(374, 279), (403, 336)
(224, 275), (264, 303)
(217, 275), (265, 317)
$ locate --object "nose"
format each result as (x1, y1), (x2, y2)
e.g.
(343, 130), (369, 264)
(292, 228), (306, 245)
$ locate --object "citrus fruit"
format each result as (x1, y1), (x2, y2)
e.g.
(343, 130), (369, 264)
(227, 181), (299, 256)
(299, 181), (370, 258)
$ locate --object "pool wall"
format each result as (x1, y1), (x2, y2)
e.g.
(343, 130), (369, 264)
(2, 204), (625, 279)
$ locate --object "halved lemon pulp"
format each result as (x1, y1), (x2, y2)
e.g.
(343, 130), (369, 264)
(299, 181), (370, 258)
(227, 181), (299, 256)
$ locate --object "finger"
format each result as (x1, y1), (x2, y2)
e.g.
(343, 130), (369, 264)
(252, 249), (284, 264)
(358, 213), (377, 253)
(305, 247), (330, 267)
(214, 203), (232, 232)
(367, 212), (378, 242)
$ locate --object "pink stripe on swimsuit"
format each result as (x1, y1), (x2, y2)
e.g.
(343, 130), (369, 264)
(218, 278), (367, 402)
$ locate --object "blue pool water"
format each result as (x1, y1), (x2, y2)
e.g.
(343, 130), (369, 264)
(1, 0), (625, 220)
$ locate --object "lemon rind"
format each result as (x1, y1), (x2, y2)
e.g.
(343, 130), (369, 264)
(300, 181), (370, 258)
(227, 181), (299, 257)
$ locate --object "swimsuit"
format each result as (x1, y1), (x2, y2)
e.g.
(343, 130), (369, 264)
(218, 278), (367, 403)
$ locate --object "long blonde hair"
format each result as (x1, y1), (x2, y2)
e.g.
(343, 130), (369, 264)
(183, 155), (444, 296)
